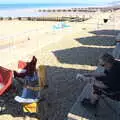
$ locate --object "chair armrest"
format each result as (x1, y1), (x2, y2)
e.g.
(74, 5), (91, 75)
(25, 86), (41, 91)
(102, 90), (120, 96)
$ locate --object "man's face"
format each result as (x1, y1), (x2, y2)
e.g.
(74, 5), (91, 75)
(98, 59), (112, 70)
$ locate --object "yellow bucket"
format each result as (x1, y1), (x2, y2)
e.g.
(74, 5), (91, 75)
(23, 102), (39, 113)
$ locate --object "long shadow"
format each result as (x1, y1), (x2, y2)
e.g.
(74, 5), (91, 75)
(89, 30), (120, 36)
(53, 46), (113, 66)
(40, 65), (92, 120)
(75, 29), (120, 46)
(75, 35), (115, 46)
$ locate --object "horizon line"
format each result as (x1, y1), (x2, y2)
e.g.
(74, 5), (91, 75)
(0, 2), (108, 5)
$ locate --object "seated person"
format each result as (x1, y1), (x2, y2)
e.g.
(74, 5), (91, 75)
(14, 56), (41, 103)
(15, 71), (40, 103)
(80, 53), (120, 108)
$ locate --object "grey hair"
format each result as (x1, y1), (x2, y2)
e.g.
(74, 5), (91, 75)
(99, 53), (115, 64)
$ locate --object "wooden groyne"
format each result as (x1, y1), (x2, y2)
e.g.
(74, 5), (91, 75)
(38, 7), (120, 13)
(0, 6), (119, 22)
(0, 16), (89, 22)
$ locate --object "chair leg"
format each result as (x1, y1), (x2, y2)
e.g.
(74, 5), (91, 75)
(94, 100), (100, 118)
(101, 96), (120, 120)
(0, 99), (6, 113)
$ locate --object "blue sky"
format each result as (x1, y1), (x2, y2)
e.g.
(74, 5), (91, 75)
(0, 0), (118, 4)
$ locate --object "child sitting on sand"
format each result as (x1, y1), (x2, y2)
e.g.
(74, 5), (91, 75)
(14, 56), (41, 103)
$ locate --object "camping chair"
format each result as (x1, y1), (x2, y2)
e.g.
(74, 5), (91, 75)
(14, 56), (42, 113)
(93, 85), (120, 117)
(0, 66), (13, 112)
(0, 66), (13, 96)
(14, 56), (37, 79)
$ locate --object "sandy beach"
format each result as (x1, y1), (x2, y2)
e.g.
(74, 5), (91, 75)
(0, 9), (120, 120)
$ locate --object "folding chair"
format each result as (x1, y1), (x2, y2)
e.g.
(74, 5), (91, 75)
(0, 66), (13, 112)
(94, 85), (120, 118)
(0, 66), (13, 96)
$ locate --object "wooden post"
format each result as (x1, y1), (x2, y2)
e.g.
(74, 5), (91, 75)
(38, 65), (47, 89)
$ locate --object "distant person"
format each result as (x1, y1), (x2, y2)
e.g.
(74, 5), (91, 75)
(103, 19), (108, 23)
(77, 53), (120, 108)
(28, 37), (30, 40)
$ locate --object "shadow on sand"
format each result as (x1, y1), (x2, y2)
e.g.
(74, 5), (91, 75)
(74, 29), (120, 46)
(89, 30), (120, 36)
(53, 46), (113, 66)
(53, 29), (116, 66)
(75, 35), (115, 46)
(39, 65), (92, 120)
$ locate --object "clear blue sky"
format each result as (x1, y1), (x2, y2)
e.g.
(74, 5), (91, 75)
(0, 0), (117, 4)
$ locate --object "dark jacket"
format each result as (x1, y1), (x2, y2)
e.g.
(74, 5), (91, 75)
(96, 60), (120, 91)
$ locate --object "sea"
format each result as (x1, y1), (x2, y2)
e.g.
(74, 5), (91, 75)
(0, 3), (104, 17)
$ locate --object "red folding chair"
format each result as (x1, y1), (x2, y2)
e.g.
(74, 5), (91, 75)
(0, 66), (13, 96)
(18, 60), (28, 69)
(14, 56), (37, 78)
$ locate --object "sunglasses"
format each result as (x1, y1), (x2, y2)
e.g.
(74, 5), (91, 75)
(100, 64), (105, 67)
(98, 62), (105, 67)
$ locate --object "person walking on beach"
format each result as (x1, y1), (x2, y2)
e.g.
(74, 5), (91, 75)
(28, 37), (30, 40)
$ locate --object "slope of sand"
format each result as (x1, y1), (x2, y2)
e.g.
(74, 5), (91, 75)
(0, 11), (119, 120)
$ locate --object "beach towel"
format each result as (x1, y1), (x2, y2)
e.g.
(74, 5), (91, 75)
(14, 96), (38, 103)
(53, 22), (70, 30)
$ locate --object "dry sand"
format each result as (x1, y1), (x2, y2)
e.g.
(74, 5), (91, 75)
(0, 10), (120, 120)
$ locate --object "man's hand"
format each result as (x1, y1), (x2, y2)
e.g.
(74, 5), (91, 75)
(76, 73), (95, 83)
(83, 73), (92, 77)
(83, 72), (105, 77)
(76, 73), (85, 82)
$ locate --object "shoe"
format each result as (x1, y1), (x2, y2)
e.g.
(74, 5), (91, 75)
(38, 97), (45, 102)
(81, 98), (98, 108)
(14, 96), (39, 103)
